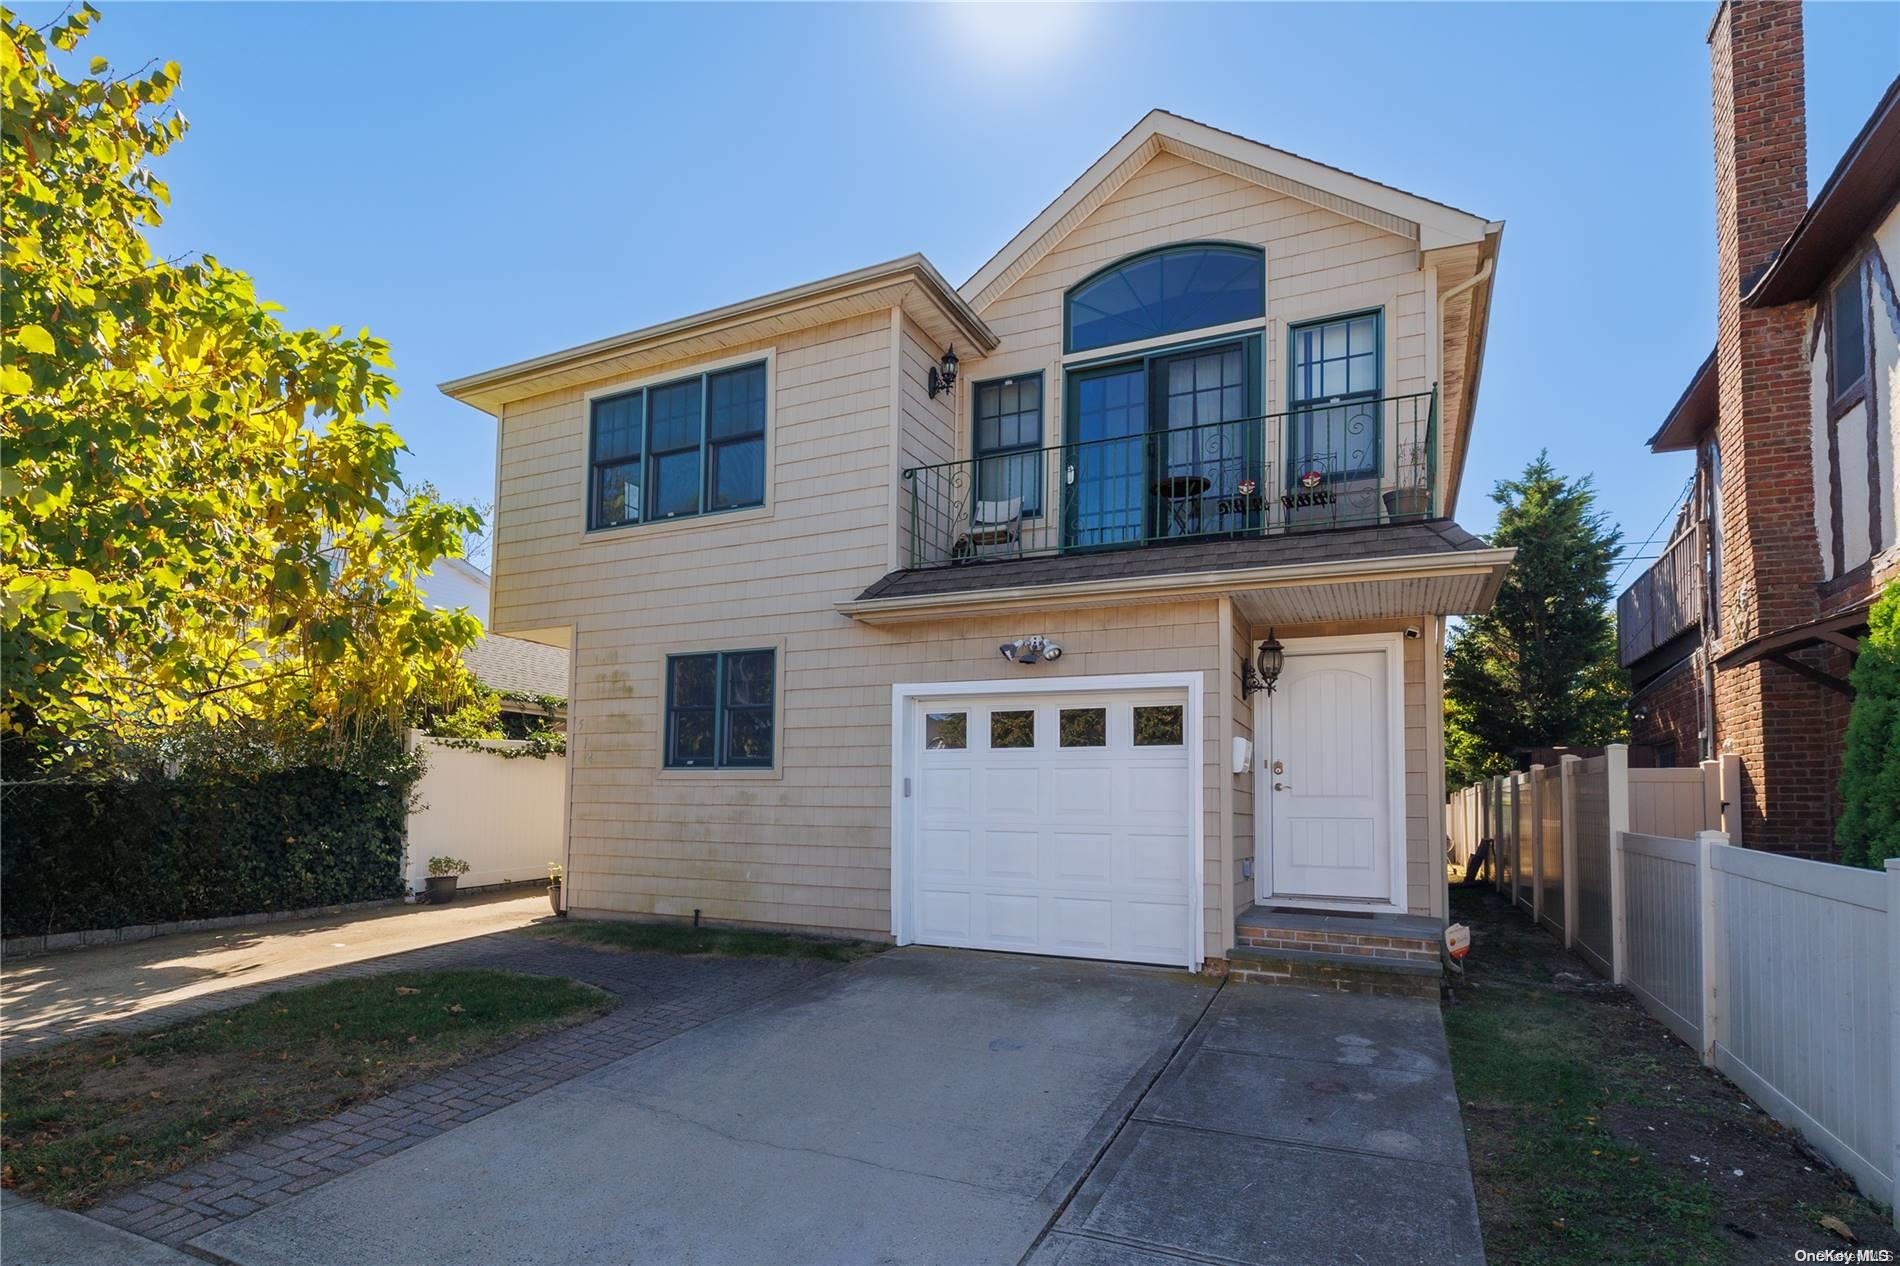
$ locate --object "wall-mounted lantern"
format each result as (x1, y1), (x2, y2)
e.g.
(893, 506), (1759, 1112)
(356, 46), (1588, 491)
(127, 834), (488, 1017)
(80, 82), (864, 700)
(927, 345), (959, 400)
(1242, 630), (1285, 698)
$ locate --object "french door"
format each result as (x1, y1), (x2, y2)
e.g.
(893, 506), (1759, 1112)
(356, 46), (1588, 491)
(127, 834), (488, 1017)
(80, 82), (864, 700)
(1061, 337), (1261, 551)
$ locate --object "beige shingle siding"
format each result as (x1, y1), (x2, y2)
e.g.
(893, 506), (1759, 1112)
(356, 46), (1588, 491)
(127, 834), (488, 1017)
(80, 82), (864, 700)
(487, 145), (1460, 955)
(963, 150), (1430, 426)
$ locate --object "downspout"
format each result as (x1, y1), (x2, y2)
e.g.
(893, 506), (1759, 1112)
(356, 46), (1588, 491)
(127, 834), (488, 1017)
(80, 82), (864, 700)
(1433, 256), (1494, 512)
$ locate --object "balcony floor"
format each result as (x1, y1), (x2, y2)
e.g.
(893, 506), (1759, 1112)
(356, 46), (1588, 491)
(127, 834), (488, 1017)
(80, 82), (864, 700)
(856, 519), (1492, 604)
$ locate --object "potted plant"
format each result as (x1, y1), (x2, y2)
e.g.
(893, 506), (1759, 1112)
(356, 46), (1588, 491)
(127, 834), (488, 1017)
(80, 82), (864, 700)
(425, 856), (471, 904)
(547, 863), (564, 916)
(1381, 441), (1431, 522)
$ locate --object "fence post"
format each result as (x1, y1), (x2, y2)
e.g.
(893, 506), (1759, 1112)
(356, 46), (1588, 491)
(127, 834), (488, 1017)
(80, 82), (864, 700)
(1607, 743), (1631, 985)
(1560, 754), (1580, 949)
(1490, 776), (1505, 894)
(1720, 752), (1743, 847)
(1529, 764), (1545, 924)
(1695, 830), (1728, 1069)
(1698, 759), (1721, 832)
(1497, 767), (1512, 897)
(1887, 858), (1899, 1228)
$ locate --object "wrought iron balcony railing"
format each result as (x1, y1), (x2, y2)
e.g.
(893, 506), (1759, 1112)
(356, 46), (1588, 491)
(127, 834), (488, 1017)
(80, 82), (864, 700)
(900, 390), (1437, 570)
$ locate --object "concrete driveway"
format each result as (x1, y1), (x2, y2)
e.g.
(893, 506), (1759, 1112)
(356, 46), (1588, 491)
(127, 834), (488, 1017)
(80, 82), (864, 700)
(1, 892), (548, 1051)
(185, 950), (1482, 1266)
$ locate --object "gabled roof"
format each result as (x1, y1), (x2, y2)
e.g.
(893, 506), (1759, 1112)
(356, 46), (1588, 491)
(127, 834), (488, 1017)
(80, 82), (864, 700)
(1746, 75), (1900, 308)
(961, 109), (1500, 311)
(440, 255), (997, 415)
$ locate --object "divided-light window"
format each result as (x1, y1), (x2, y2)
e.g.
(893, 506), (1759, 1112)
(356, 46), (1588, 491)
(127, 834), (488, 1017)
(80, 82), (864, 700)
(588, 362), (767, 531)
(665, 649), (775, 769)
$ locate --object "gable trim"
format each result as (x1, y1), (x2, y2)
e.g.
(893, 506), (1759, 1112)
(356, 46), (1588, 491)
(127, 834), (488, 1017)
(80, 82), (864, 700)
(963, 110), (1492, 313)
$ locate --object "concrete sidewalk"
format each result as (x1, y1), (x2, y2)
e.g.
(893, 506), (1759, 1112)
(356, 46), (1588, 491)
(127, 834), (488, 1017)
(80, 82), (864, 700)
(1, 1192), (200, 1266)
(1, 891), (548, 1051)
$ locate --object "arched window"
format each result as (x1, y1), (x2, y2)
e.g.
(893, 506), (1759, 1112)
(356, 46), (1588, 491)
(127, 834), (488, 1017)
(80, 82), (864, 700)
(1064, 243), (1265, 354)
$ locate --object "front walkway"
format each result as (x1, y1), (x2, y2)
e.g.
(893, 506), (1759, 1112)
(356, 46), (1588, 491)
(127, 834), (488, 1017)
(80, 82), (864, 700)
(0, 890), (548, 1052)
(1030, 983), (1484, 1264)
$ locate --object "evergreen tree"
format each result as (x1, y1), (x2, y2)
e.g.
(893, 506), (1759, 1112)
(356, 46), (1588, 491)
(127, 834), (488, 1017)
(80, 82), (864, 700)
(1445, 453), (1628, 786)
(1838, 582), (1900, 869)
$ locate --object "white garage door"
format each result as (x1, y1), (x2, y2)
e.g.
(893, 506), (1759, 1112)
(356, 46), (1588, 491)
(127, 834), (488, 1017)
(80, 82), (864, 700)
(903, 689), (1196, 967)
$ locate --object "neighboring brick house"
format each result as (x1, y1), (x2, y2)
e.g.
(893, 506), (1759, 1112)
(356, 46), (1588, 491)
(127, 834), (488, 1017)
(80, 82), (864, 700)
(1619, 2), (1898, 856)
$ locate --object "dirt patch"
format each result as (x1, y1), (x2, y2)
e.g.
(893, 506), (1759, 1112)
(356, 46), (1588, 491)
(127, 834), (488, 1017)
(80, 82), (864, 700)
(1446, 886), (1894, 1265)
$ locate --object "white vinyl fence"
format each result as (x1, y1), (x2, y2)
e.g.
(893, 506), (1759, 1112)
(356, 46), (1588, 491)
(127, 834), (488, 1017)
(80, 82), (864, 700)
(406, 733), (565, 894)
(1447, 744), (1900, 1223)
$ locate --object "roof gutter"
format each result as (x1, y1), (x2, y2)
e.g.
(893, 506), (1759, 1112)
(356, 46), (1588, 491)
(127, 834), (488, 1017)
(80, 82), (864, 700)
(440, 254), (997, 405)
(1437, 230), (1501, 515)
(837, 547), (1516, 625)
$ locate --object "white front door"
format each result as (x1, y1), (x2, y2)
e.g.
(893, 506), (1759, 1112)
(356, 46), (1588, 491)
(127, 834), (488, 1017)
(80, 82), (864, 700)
(1260, 638), (1404, 908)
(903, 689), (1196, 967)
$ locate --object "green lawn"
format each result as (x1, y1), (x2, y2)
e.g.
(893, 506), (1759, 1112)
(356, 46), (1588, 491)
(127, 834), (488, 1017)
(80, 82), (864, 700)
(1443, 885), (1893, 1265)
(520, 917), (887, 963)
(1, 968), (612, 1209)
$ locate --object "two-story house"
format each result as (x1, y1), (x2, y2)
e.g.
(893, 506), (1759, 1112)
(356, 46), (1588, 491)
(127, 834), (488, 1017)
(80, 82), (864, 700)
(1620, 2), (1897, 856)
(442, 110), (1510, 979)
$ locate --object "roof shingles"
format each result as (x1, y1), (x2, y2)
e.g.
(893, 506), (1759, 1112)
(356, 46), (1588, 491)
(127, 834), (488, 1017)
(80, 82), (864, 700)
(853, 520), (1490, 603)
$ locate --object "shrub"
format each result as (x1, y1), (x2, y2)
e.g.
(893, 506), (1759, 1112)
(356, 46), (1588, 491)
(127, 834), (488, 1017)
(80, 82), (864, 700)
(1, 769), (407, 938)
(1839, 582), (1900, 869)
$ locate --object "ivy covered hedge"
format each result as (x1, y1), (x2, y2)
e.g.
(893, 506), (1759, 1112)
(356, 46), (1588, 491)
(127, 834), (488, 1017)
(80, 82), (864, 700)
(1, 769), (407, 938)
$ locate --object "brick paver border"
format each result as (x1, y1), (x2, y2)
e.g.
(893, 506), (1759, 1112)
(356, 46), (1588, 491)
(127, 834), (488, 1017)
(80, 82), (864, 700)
(81, 934), (841, 1247)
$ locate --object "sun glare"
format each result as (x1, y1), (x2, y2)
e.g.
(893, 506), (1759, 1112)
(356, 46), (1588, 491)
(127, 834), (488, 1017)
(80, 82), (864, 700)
(942, 2), (1090, 72)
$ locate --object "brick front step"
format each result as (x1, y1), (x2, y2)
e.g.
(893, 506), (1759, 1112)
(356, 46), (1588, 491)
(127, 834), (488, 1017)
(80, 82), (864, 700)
(1228, 945), (1442, 999)
(1231, 905), (1443, 998)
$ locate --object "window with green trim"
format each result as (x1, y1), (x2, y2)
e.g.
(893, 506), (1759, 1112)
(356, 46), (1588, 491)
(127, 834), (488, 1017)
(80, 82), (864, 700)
(664, 649), (775, 769)
(1288, 312), (1381, 482)
(973, 374), (1043, 515)
(588, 362), (767, 530)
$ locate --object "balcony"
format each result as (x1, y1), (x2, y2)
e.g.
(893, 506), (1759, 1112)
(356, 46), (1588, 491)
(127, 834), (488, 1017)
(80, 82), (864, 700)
(1617, 523), (1705, 668)
(900, 391), (1438, 570)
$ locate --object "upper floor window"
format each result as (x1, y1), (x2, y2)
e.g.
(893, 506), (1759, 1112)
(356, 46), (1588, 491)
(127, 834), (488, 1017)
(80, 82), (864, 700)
(1828, 263), (1867, 406)
(973, 374), (1044, 515)
(588, 361), (767, 531)
(1288, 311), (1381, 481)
(1064, 244), (1265, 355)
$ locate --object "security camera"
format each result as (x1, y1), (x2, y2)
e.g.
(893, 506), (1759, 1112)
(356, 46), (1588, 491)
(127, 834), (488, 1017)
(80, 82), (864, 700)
(1404, 626), (1422, 640)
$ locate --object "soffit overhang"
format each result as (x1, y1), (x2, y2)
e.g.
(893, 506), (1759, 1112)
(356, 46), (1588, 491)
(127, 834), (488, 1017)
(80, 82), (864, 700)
(837, 547), (1515, 626)
(440, 255), (996, 415)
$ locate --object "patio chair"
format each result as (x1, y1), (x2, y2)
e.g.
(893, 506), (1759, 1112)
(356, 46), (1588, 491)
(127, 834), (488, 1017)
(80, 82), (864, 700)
(952, 497), (1023, 562)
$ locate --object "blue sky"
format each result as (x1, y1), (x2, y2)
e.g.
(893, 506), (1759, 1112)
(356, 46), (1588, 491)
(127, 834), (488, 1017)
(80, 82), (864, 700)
(33, 2), (1900, 567)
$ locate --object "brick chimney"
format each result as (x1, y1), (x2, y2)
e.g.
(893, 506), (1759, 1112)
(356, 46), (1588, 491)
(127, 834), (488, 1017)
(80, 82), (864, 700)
(1708, 0), (1834, 854)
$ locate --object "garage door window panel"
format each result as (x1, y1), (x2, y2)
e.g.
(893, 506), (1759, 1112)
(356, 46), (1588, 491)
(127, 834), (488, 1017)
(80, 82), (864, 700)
(925, 712), (968, 750)
(1133, 705), (1184, 746)
(991, 710), (1036, 749)
(1059, 708), (1107, 748)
